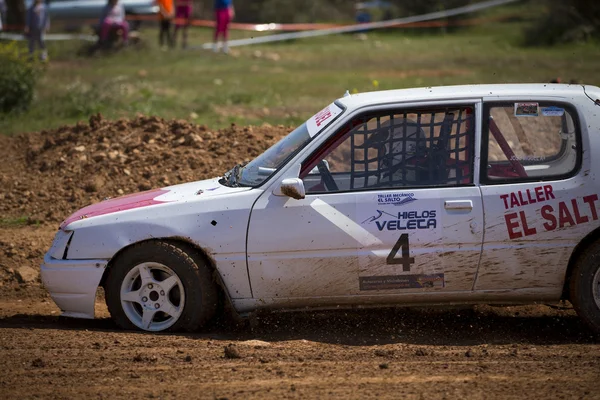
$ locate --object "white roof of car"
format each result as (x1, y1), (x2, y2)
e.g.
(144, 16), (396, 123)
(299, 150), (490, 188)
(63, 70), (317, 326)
(337, 83), (588, 110)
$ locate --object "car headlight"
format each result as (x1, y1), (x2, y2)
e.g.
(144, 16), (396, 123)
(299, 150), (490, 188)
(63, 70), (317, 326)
(48, 230), (74, 260)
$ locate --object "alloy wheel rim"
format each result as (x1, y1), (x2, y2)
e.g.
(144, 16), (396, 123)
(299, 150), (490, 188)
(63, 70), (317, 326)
(120, 262), (185, 331)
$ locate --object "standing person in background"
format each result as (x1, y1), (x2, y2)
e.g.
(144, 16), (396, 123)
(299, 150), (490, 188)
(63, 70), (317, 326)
(213, 0), (233, 54)
(155, 0), (174, 49)
(0, 0), (6, 31)
(98, 0), (129, 46)
(25, 0), (50, 61)
(173, 0), (192, 49)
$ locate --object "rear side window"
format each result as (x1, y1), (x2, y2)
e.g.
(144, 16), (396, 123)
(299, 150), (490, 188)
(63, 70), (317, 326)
(482, 102), (580, 183)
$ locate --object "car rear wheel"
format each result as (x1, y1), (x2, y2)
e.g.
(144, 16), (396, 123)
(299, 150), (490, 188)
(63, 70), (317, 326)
(570, 242), (600, 334)
(105, 241), (218, 332)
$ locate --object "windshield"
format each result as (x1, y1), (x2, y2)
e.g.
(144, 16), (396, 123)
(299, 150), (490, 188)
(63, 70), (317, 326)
(237, 123), (312, 187)
(221, 102), (345, 187)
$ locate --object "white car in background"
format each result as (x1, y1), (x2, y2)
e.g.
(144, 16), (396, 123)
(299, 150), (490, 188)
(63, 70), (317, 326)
(26, 0), (157, 30)
(41, 84), (600, 333)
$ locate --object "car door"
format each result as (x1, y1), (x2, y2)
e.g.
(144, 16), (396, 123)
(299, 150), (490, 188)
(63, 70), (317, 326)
(246, 102), (484, 305)
(476, 99), (588, 294)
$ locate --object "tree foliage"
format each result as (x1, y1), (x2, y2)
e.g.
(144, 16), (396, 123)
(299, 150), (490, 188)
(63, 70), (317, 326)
(525, 0), (600, 45)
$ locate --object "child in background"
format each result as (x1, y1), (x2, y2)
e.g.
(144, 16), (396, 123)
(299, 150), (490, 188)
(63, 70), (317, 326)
(173, 0), (193, 49)
(25, 0), (50, 61)
(156, 0), (174, 49)
(213, 0), (233, 54)
(98, 0), (129, 45)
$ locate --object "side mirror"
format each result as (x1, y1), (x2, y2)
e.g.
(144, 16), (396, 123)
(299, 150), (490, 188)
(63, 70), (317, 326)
(274, 178), (306, 200)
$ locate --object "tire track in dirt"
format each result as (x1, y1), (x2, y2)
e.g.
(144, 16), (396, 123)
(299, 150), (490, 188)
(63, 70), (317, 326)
(0, 297), (598, 399)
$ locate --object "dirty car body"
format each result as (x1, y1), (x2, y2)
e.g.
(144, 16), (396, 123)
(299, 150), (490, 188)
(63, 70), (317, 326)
(41, 84), (600, 333)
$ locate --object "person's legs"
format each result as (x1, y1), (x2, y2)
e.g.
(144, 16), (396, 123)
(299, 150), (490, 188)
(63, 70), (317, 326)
(173, 24), (180, 46)
(181, 24), (188, 48)
(213, 11), (221, 51)
(159, 19), (171, 47)
(28, 31), (36, 57)
(173, 7), (180, 47)
(214, 9), (229, 52)
(181, 5), (191, 49)
(37, 32), (47, 61)
(119, 21), (129, 44)
(164, 20), (174, 48)
(100, 21), (111, 43)
(222, 10), (231, 53)
(183, 24), (190, 49)
(159, 20), (163, 46)
(174, 5), (190, 48)
(159, 19), (165, 46)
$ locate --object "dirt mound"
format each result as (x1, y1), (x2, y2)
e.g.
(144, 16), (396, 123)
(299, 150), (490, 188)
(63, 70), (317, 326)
(0, 226), (53, 298)
(0, 114), (290, 226)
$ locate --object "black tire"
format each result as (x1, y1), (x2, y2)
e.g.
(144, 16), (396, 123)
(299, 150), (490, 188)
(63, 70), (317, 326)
(105, 241), (218, 332)
(569, 241), (600, 334)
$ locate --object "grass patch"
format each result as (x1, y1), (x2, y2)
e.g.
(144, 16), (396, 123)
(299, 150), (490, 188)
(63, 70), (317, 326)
(1, 3), (599, 135)
(0, 216), (32, 227)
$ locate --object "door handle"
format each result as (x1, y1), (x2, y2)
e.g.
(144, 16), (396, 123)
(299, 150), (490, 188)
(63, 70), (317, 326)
(444, 200), (473, 211)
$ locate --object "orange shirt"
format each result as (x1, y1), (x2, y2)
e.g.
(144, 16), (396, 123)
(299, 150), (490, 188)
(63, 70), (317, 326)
(156, 0), (174, 18)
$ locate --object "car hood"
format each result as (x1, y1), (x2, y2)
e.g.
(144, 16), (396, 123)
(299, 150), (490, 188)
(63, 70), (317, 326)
(60, 178), (247, 230)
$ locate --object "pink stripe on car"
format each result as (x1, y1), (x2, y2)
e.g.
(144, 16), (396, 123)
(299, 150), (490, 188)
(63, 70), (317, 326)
(60, 188), (170, 230)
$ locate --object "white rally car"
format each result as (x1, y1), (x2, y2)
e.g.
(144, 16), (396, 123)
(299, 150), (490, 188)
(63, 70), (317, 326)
(41, 84), (600, 333)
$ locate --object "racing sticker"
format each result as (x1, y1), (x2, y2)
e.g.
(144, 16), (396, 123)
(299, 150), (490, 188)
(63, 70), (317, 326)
(514, 102), (539, 117)
(541, 106), (565, 117)
(499, 185), (599, 239)
(359, 274), (445, 290)
(306, 103), (344, 137)
(362, 209), (437, 231)
(377, 192), (417, 206)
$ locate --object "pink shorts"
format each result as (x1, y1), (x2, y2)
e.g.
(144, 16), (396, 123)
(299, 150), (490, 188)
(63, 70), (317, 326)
(215, 8), (231, 35)
(175, 5), (192, 25)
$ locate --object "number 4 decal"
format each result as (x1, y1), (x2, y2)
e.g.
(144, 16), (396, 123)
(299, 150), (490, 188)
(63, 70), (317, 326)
(387, 233), (415, 271)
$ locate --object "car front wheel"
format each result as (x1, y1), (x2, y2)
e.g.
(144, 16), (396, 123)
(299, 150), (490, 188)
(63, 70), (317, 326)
(570, 241), (600, 334)
(105, 241), (218, 332)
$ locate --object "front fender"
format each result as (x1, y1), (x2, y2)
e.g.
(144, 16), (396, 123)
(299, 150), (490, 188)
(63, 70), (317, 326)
(65, 191), (261, 299)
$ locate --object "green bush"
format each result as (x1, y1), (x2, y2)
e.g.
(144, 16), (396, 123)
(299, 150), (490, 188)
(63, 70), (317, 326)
(0, 42), (41, 114)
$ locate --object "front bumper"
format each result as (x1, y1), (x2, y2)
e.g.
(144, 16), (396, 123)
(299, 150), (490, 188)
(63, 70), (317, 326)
(41, 253), (108, 319)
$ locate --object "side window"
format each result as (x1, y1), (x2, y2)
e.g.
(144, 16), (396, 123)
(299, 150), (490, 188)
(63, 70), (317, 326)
(301, 106), (475, 194)
(483, 102), (579, 182)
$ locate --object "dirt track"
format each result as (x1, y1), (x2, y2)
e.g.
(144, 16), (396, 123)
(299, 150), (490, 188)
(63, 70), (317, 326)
(1, 290), (599, 399)
(0, 118), (599, 398)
